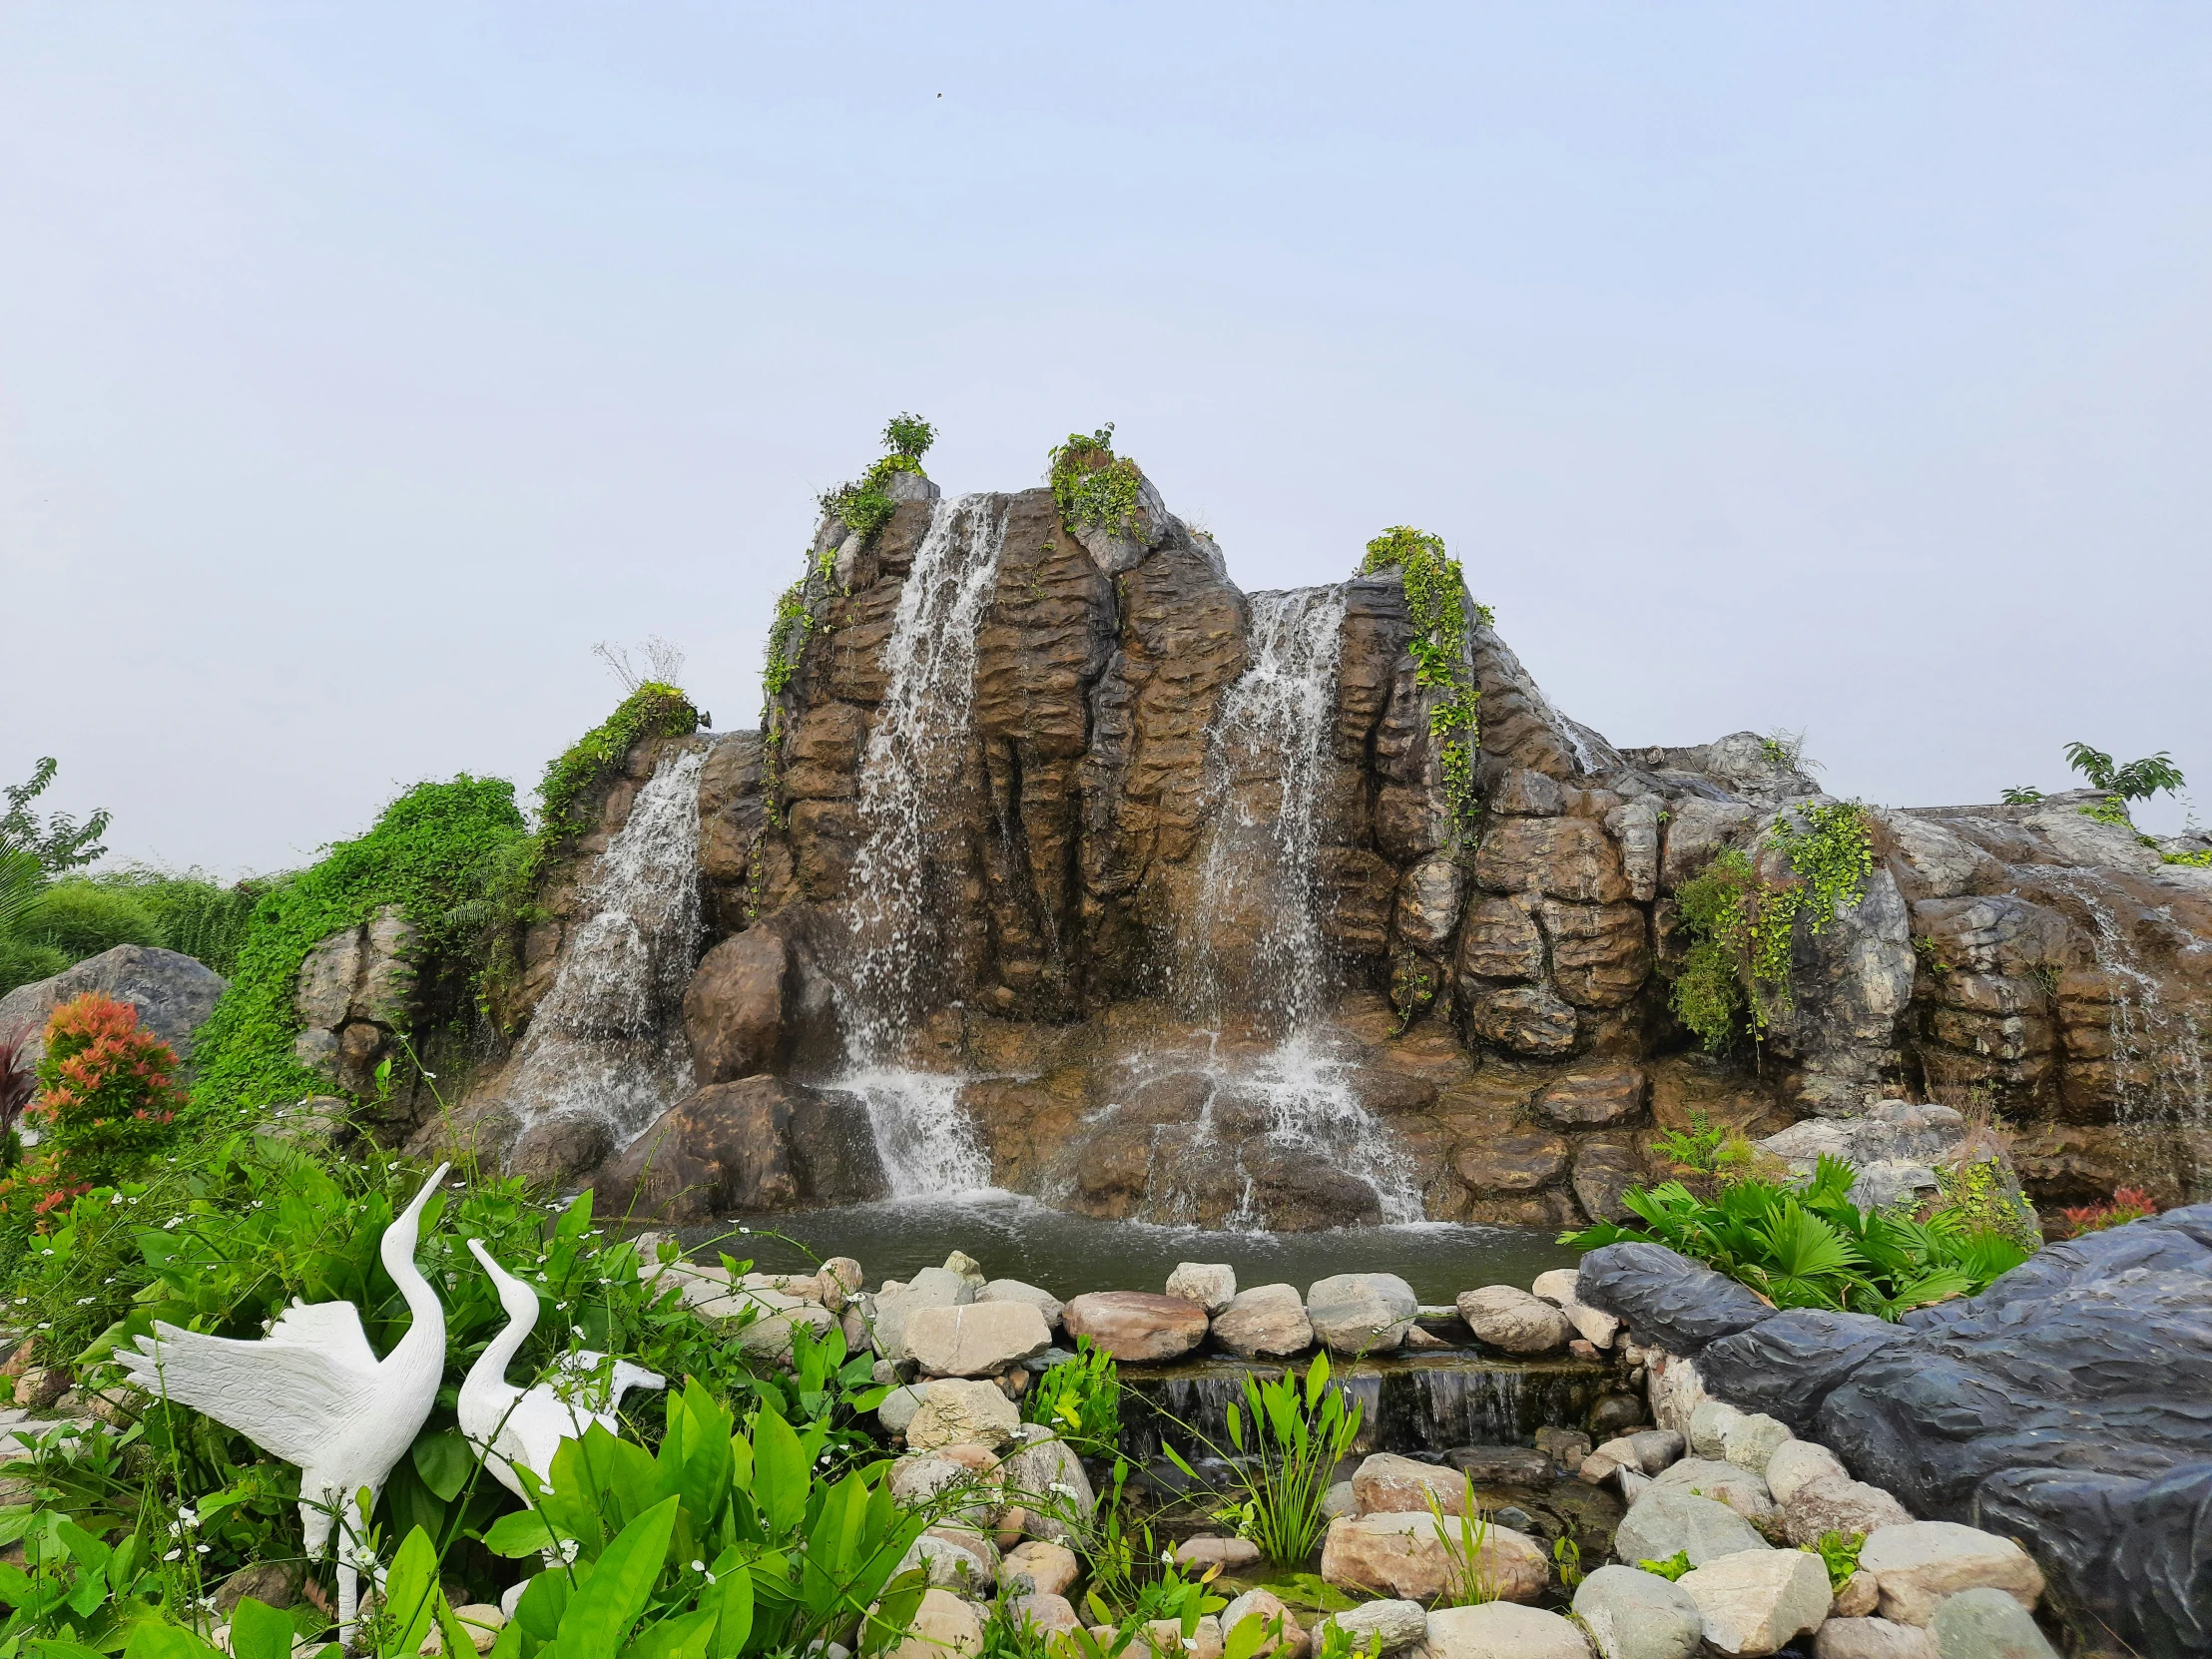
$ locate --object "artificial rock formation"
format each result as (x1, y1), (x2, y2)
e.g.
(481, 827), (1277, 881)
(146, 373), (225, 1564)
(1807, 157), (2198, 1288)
(443, 448), (2212, 1228)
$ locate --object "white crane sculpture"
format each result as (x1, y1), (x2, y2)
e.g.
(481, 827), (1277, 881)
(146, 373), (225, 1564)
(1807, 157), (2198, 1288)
(457, 1237), (664, 1504)
(120, 1163), (452, 1638)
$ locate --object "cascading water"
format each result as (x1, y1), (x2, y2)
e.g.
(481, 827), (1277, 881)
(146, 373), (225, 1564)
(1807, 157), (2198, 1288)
(1162, 586), (1425, 1225)
(834, 494), (1008, 1195)
(501, 747), (705, 1151)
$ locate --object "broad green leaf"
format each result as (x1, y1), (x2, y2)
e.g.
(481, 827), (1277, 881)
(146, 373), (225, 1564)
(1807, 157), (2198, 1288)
(413, 1426), (477, 1503)
(123, 1627), (225, 1659)
(380, 1526), (444, 1659)
(628, 1608), (718, 1659)
(752, 1407), (810, 1537)
(483, 1508), (558, 1559)
(227, 1597), (295, 1659)
(515, 1569), (573, 1642)
(435, 1590), (481, 1659)
(554, 1494), (680, 1659)
(705, 1562), (754, 1659)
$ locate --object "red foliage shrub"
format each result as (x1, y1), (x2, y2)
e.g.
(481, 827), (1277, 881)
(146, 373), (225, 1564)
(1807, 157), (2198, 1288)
(2059, 1185), (2160, 1238)
(0, 993), (183, 1223)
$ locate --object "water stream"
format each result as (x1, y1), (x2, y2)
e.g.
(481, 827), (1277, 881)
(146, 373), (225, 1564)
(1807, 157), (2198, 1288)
(501, 747), (706, 1149)
(833, 494), (1008, 1193)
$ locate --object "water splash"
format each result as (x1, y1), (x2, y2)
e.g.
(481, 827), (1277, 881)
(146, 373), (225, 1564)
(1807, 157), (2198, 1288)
(834, 494), (1008, 1193)
(1164, 586), (1425, 1226)
(503, 747), (705, 1149)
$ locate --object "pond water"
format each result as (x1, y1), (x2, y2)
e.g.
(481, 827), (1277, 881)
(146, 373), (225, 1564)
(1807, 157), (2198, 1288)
(673, 1193), (1579, 1303)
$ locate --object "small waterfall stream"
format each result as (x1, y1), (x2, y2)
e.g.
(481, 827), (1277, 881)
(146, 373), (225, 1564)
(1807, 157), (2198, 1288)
(502, 747), (705, 1150)
(1166, 586), (1425, 1225)
(834, 494), (1008, 1194)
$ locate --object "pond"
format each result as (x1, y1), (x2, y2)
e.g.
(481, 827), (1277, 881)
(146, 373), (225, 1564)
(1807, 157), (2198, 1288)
(676, 1192), (1580, 1303)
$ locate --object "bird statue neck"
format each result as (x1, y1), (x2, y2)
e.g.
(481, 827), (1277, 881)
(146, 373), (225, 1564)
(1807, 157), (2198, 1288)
(464, 1281), (538, 1401)
(381, 1212), (445, 1362)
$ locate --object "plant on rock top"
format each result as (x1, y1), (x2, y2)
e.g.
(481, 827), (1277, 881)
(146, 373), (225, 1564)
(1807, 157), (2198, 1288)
(2063, 742), (2184, 803)
(820, 411), (938, 547)
(1048, 424), (1146, 542)
(1024, 1333), (1121, 1453)
(1562, 1153), (2033, 1320)
(1358, 527), (1489, 830)
(2058, 1185), (2159, 1238)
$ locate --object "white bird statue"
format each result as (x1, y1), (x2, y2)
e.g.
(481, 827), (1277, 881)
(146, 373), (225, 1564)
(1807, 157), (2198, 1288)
(458, 1237), (664, 1505)
(120, 1163), (452, 1639)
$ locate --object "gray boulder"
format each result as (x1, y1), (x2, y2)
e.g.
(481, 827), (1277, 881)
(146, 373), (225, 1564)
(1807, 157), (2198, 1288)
(1307, 1273), (1417, 1354)
(1571, 1564), (1703, 1659)
(1574, 1243), (1777, 1354)
(1929, 1588), (2059, 1659)
(1697, 1311), (1910, 1433)
(1613, 1487), (1769, 1567)
(0, 943), (226, 1068)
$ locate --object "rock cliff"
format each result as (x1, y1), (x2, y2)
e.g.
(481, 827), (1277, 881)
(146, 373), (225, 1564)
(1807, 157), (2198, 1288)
(437, 453), (2212, 1230)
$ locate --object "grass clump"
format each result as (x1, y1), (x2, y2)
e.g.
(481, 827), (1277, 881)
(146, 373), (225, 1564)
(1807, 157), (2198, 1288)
(1162, 1350), (1364, 1569)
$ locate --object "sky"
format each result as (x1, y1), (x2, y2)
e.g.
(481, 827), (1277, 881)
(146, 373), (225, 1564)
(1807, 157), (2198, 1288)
(3, 4), (2209, 877)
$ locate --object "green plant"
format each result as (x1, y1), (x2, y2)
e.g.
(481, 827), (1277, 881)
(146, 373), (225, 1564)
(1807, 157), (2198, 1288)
(2078, 796), (2133, 829)
(1933, 1153), (2041, 1252)
(882, 412), (936, 458)
(1666, 805), (1875, 1051)
(3, 756), (111, 877)
(1651, 1111), (1728, 1175)
(1025, 1335), (1120, 1453)
(90, 868), (275, 978)
(2163, 846), (2212, 867)
(1048, 426), (1146, 543)
(1805, 1529), (1864, 1593)
(2, 995), (183, 1226)
(2064, 743), (2185, 802)
(1359, 527), (1487, 830)
(1999, 787), (2043, 806)
(1760, 730), (1821, 774)
(537, 684), (700, 841)
(1637, 1550), (1691, 1581)
(187, 776), (531, 1123)
(15, 878), (164, 961)
(1561, 1153), (2035, 1320)
(0, 934), (69, 997)
(820, 415), (937, 548)
(1551, 1533), (1584, 1590)
(1161, 1352), (1364, 1569)
(764, 584), (814, 698)
(1422, 1476), (1499, 1607)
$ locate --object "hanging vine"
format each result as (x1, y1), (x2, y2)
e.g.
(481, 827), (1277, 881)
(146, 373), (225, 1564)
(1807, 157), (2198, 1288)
(1359, 526), (1492, 830)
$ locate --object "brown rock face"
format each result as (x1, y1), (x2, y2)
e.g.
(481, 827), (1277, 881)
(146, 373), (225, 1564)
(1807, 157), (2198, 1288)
(1467, 983), (1580, 1057)
(1059, 1291), (1210, 1362)
(1539, 900), (1650, 1008)
(684, 929), (789, 1083)
(1452, 1133), (1571, 1194)
(593, 1077), (884, 1223)
(1531, 1070), (1648, 1130)
(1475, 818), (1631, 904)
(1457, 895), (1545, 982)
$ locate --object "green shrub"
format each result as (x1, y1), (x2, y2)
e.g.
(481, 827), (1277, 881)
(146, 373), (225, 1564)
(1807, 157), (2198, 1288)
(0, 934), (68, 996)
(1049, 425), (1146, 541)
(1358, 526), (1490, 830)
(1024, 1334), (1121, 1452)
(188, 776), (529, 1120)
(1, 993), (183, 1228)
(15, 879), (162, 961)
(1562, 1152), (2034, 1320)
(1162, 1351), (1364, 1569)
(537, 683), (699, 839)
(86, 868), (274, 977)
(2064, 742), (2184, 802)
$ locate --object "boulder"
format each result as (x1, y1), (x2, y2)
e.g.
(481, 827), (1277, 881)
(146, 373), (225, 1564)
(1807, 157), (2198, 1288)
(873, 1268), (976, 1364)
(1836, 1571), (1880, 1619)
(1651, 1458), (1777, 1528)
(1467, 984), (1581, 1058)
(1417, 1603), (1590, 1659)
(1570, 1139), (1648, 1226)
(1574, 1244), (1777, 1355)
(878, 1383), (930, 1435)
(1445, 1445), (1557, 1484)
(1456, 1287), (1571, 1354)
(904, 1379), (1021, 1451)
(718, 1286), (837, 1362)
(1308, 1273), (1418, 1354)
(889, 1453), (998, 1524)
(1219, 1590), (1304, 1658)
(1452, 1133), (1571, 1194)
(1319, 1512), (1548, 1603)
(906, 1303), (1053, 1379)
(1857, 1522), (2044, 1627)
(1927, 1587), (2059, 1659)
(1570, 1563), (1704, 1659)
(1004, 1539), (1079, 1598)
(1677, 1547), (1832, 1656)
(1007, 1593), (1080, 1637)
(593, 1077), (812, 1222)
(1814, 1620), (1938, 1659)
(1781, 1474), (1914, 1548)
(1144, 1616), (1226, 1659)
(683, 928), (789, 1083)
(1690, 1401), (1745, 1459)
(1176, 1536), (1263, 1571)
(1059, 1292), (1208, 1362)
(896, 1533), (996, 1593)
(1721, 1413), (1794, 1474)
(1212, 1284), (1314, 1359)
(975, 1279), (1064, 1329)
(1530, 1070), (1648, 1130)
(1613, 1487), (1769, 1567)
(1530, 1268), (1620, 1348)
(888, 1589), (982, 1659)
(1764, 1440), (1848, 1507)
(1352, 1452), (1472, 1516)
(1001, 1426), (1095, 1543)
(1323, 1599), (1428, 1654)
(1698, 1311), (1910, 1433)
(0, 943), (226, 1068)
(1166, 1263), (1238, 1315)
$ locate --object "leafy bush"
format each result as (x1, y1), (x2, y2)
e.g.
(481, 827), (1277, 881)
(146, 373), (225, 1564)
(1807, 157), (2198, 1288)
(883, 411), (936, 458)
(1806, 1529), (1864, 1592)
(1024, 1334), (1120, 1453)
(188, 776), (530, 1121)
(1637, 1549), (1691, 1581)
(1162, 1352), (1364, 1568)
(15, 879), (163, 960)
(1048, 426), (1146, 541)
(2059, 1185), (2159, 1238)
(1, 994), (183, 1224)
(536, 684), (699, 840)
(0, 934), (68, 997)
(1358, 526), (1487, 830)
(1561, 1154), (2033, 1320)
(1999, 786), (2043, 806)
(92, 868), (274, 978)
(819, 414), (937, 549)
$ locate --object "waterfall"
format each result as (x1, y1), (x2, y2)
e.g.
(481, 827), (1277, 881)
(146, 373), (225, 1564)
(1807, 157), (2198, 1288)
(2042, 872), (2211, 1143)
(833, 494), (1007, 1195)
(502, 747), (705, 1150)
(1167, 586), (1425, 1226)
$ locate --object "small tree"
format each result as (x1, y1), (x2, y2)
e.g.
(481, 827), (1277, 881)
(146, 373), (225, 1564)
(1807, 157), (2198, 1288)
(18, 993), (183, 1211)
(2064, 743), (2185, 803)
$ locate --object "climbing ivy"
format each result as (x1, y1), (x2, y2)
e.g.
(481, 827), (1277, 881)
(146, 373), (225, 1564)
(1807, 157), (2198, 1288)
(764, 583), (814, 697)
(1048, 425), (1145, 540)
(188, 778), (530, 1120)
(1359, 526), (1491, 829)
(537, 682), (700, 840)
(1667, 802), (1876, 1051)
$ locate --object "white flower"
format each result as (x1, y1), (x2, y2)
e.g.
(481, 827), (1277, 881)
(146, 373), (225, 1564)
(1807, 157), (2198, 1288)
(1051, 1481), (1076, 1497)
(35, 1322), (50, 1331)
(163, 1217), (182, 1230)
(110, 1193), (124, 1205)
(571, 1325), (586, 1339)
(195, 1543), (210, 1554)
(691, 1560), (706, 1573)
(77, 1297), (96, 1306)
(163, 1548), (182, 1562)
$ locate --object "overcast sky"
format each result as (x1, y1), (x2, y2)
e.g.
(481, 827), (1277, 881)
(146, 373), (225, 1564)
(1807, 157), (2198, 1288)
(4, 5), (2209, 878)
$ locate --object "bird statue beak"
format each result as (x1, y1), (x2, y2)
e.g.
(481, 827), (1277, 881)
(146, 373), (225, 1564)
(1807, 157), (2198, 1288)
(403, 1162), (453, 1219)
